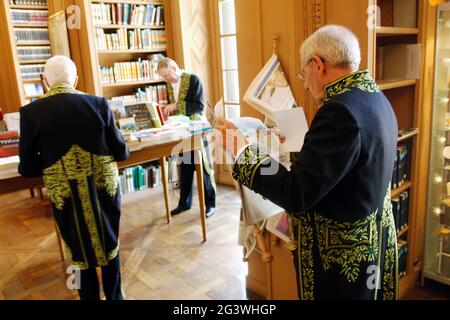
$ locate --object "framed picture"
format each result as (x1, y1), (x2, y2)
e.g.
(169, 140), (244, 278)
(48, 10), (71, 57)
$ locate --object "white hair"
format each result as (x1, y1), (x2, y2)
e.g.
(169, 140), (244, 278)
(157, 57), (179, 72)
(300, 25), (361, 72)
(44, 55), (77, 87)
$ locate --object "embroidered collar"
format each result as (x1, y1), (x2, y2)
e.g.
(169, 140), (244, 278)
(322, 69), (379, 104)
(42, 82), (84, 98)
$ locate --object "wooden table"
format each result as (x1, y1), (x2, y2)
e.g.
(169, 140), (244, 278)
(118, 133), (208, 241)
(0, 133), (208, 242)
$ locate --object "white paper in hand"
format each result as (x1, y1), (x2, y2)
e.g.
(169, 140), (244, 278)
(273, 107), (308, 152)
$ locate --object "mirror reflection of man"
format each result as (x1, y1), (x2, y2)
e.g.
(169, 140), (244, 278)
(157, 58), (216, 218)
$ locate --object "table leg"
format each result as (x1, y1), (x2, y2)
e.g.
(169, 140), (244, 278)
(195, 150), (207, 242)
(160, 156), (171, 224)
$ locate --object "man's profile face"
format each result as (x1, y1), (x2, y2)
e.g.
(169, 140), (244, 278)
(301, 54), (325, 105)
(158, 66), (179, 83)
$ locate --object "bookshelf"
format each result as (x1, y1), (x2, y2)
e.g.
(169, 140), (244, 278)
(372, 0), (432, 298)
(82, 0), (172, 104)
(2, 0), (51, 107)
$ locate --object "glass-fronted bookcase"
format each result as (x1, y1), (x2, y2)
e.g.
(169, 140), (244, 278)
(423, 2), (450, 286)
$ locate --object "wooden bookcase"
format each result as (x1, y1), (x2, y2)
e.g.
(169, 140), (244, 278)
(0, 0), (50, 110)
(374, 0), (424, 298)
(78, 0), (174, 101)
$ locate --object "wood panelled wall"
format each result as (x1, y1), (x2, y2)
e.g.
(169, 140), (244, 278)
(169, 0), (219, 107)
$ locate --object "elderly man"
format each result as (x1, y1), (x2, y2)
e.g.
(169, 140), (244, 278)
(19, 55), (129, 300)
(157, 58), (216, 218)
(217, 25), (399, 300)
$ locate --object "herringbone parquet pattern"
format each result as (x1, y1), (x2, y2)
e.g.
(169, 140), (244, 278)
(0, 185), (248, 300)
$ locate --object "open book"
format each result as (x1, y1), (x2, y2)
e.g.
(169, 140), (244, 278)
(207, 98), (268, 138)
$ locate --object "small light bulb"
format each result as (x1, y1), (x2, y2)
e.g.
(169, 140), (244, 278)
(435, 175), (443, 183)
(442, 97), (450, 104)
(440, 137), (446, 144)
(434, 207), (442, 216)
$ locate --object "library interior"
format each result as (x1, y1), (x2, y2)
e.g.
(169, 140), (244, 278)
(0, 0), (450, 301)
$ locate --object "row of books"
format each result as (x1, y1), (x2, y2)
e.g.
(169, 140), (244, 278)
(14, 28), (49, 42)
(17, 46), (51, 61)
(91, 3), (164, 27)
(392, 190), (409, 234)
(11, 9), (48, 24)
(99, 59), (163, 84)
(19, 63), (44, 80)
(392, 144), (409, 189)
(119, 159), (179, 194)
(9, 0), (47, 5)
(94, 28), (166, 51)
(398, 239), (408, 278)
(111, 85), (168, 106)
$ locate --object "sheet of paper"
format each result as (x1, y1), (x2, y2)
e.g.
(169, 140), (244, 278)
(273, 107), (308, 152)
(214, 98), (225, 119)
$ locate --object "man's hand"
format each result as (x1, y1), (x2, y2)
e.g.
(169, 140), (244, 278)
(163, 103), (177, 117)
(214, 117), (248, 157)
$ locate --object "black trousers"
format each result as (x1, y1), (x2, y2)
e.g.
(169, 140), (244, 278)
(178, 150), (216, 210)
(77, 255), (123, 300)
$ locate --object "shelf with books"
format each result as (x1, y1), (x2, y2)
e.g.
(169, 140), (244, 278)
(84, 0), (171, 102)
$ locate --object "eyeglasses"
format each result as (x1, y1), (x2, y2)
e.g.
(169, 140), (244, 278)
(297, 59), (313, 81)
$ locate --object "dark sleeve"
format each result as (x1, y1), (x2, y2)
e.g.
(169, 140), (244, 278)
(103, 99), (130, 162)
(18, 108), (42, 177)
(185, 75), (204, 116)
(232, 102), (361, 216)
